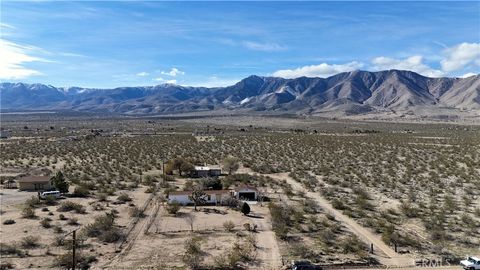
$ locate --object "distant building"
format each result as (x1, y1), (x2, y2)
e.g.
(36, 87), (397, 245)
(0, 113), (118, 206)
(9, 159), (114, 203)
(16, 175), (53, 191)
(234, 185), (258, 201)
(190, 166), (222, 178)
(0, 130), (10, 139)
(4, 179), (17, 189)
(167, 189), (233, 205)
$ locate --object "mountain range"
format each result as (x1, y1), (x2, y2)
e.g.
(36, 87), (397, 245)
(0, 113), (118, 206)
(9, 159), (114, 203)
(1, 70), (479, 116)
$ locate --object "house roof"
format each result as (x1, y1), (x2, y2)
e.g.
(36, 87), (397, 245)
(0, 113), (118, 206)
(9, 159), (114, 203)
(234, 185), (258, 192)
(169, 189), (232, 196)
(16, 175), (51, 183)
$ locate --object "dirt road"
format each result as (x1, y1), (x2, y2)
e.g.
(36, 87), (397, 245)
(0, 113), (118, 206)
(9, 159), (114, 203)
(253, 206), (283, 270)
(103, 195), (160, 268)
(268, 173), (414, 267)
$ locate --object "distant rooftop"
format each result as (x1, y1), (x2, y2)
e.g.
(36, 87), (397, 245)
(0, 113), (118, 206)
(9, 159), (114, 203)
(169, 189), (232, 196)
(17, 175), (51, 183)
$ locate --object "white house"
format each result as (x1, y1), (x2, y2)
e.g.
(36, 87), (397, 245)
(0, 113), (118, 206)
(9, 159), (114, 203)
(168, 189), (233, 205)
(234, 185), (258, 201)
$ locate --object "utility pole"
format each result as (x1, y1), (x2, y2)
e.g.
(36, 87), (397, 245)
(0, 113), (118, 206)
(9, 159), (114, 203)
(72, 230), (76, 270)
(163, 160), (165, 177)
(64, 228), (79, 270)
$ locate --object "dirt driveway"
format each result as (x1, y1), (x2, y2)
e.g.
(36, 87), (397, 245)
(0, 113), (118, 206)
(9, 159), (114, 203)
(0, 188), (34, 207)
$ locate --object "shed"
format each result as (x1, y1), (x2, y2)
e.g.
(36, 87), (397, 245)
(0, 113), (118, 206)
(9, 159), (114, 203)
(191, 166), (210, 178)
(190, 166), (222, 178)
(16, 176), (52, 191)
(4, 179), (17, 189)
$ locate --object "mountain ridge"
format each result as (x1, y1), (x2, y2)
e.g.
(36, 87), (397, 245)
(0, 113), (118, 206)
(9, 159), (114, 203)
(1, 70), (479, 116)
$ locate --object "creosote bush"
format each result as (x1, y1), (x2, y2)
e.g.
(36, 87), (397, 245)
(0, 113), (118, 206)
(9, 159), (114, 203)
(20, 236), (40, 249)
(223, 220), (235, 232)
(21, 206), (36, 219)
(83, 213), (122, 243)
(166, 200), (181, 215)
(58, 201), (86, 214)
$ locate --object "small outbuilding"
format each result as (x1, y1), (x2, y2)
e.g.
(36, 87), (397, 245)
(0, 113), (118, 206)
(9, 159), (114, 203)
(168, 189), (233, 205)
(0, 130), (10, 139)
(234, 185), (258, 201)
(190, 166), (222, 178)
(16, 175), (53, 191)
(3, 179), (17, 189)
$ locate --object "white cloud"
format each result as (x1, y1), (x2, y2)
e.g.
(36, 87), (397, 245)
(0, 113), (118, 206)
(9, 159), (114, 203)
(0, 23), (15, 29)
(271, 42), (478, 79)
(440, 42), (480, 72)
(460, 72), (477, 78)
(161, 67), (184, 77)
(272, 61), (363, 78)
(188, 76), (240, 87)
(153, 77), (177, 84)
(136, 72), (149, 77)
(371, 55), (444, 77)
(0, 39), (46, 79)
(59, 52), (86, 58)
(242, 41), (286, 52)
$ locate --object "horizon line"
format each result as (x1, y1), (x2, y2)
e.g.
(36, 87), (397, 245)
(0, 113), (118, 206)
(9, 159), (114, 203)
(1, 69), (478, 89)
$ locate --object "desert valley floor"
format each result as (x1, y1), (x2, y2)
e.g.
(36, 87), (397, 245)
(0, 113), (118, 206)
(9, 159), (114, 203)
(0, 114), (479, 270)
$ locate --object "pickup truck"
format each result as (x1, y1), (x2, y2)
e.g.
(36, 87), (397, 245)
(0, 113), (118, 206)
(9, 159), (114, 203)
(461, 257), (480, 270)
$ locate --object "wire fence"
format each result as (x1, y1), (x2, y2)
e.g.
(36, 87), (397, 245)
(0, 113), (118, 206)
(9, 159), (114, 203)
(115, 184), (158, 251)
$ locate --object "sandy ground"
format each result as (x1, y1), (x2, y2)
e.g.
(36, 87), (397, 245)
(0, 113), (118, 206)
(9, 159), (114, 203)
(100, 202), (282, 269)
(0, 186), (152, 269)
(0, 188), (35, 206)
(267, 172), (415, 267)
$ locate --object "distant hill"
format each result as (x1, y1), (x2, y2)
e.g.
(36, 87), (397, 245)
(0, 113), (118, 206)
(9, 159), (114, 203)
(1, 70), (479, 117)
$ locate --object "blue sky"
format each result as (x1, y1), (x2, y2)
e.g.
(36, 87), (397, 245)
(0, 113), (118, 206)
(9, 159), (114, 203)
(1, 1), (479, 88)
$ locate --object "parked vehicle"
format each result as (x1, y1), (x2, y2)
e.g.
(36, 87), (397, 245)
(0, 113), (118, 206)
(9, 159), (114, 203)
(461, 257), (480, 270)
(291, 260), (322, 270)
(39, 190), (62, 199)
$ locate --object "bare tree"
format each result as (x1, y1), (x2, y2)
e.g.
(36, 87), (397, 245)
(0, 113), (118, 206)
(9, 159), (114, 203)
(189, 188), (207, 211)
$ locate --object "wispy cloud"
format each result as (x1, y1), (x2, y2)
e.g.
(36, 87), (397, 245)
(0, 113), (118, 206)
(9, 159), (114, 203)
(153, 77), (177, 84)
(0, 39), (47, 79)
(136, 72), (149, 77)
(161, 67), (185, 77)
(273, 61), (363, 78)
(188, 75), (240, 87)
(59, 52), (87, 58)
(0, 23), (15, 29)
(242, 41), (286, 52)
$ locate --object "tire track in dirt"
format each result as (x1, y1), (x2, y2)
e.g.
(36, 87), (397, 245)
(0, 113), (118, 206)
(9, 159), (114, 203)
(254, 209), (283, 270)
(103, 197), (159, 268)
